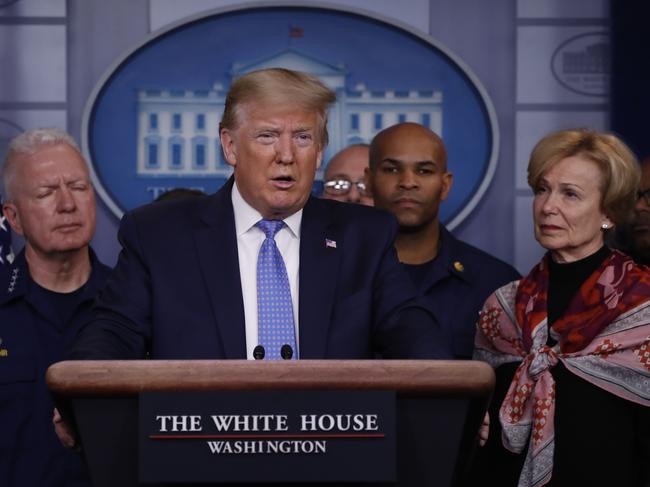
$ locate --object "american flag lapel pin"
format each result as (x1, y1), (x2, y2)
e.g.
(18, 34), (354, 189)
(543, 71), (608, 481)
(325, 238), (337, 249)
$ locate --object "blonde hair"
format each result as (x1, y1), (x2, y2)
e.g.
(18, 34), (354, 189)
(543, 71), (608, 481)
(220, 68), (336, 147)
(527, 128), (640, 226)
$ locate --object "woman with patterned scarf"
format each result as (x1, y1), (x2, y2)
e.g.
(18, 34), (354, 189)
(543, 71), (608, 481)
(469, 129), (650, 487)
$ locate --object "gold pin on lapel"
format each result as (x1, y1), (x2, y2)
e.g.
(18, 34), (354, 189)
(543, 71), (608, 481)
(453, 261), (465, 272)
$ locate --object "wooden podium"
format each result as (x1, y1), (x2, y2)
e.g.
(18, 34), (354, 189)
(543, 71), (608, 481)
(47, 360), (494, 487)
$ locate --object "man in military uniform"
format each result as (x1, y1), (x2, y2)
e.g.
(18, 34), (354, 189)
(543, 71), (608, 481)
(366, 122), (520, 359)
(0, 128), (111, 487)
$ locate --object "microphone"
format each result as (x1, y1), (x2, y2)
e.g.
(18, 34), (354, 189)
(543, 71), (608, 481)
(253, 345), (265, 360)
(280, 344), (293, 360)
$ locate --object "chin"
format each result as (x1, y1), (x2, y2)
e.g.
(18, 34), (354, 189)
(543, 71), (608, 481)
(394, 212), (422, 227)
(536, 234), (560, 248)
(55, 236), (93, 252)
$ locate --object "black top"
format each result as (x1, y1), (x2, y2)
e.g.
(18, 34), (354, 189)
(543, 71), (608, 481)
(402, 260), (434, 289)
(547, 245), (610, 326)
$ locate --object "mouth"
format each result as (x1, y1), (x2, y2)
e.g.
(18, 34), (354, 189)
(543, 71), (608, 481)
(539, 224), (562, 232)
(633, 223), (650, 233)
(270, 175), (296, 189)
(633, 216), (650, 233)
(55, 223), (82, 233)
(393, 197), (421, 209)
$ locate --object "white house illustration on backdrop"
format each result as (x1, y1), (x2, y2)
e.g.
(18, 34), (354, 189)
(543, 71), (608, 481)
(136, 49), (443, 178)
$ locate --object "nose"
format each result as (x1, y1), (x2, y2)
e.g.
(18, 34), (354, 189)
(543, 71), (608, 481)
(57, 187), (77, 212)
(398, 169), (418, 189)
(635, 194), (650, 212)
(539, 191), (557, 215)
(275, 134), (294, 164)
(347, 184), (361, 203)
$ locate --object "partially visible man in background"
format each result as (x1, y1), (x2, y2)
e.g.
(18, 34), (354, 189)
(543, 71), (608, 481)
(366, 122), (520, 359)
(321, 143), (373, 205)
(0, 193), (14, 266)
(0, 128), (111, 487)
(628, 156), (650, 264)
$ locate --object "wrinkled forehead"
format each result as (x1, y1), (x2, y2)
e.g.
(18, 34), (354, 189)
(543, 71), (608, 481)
(325, 148), (369, 180)
(17, 143), (90, 178)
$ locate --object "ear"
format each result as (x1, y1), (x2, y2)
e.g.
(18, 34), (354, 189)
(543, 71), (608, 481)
(219, 128), (237, 168)
(440, 171), (453, 202)
(602, 215), (614, 230)
(315, 147), (323, 170)
(2, 203), (24, 236)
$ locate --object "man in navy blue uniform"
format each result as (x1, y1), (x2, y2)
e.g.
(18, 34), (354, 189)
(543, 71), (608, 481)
(68, 69), (449, 363)
(0, 128), (111, 486)
(366, 122), (520, 359)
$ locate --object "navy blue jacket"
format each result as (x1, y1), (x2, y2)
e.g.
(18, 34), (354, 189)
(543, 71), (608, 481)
(0, 249), (111, 487)
(409, 227), (520, 359)
(71, 179), (451, 360)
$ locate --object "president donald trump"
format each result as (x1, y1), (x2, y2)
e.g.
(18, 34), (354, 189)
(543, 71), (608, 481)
(70, 68), (449, 361)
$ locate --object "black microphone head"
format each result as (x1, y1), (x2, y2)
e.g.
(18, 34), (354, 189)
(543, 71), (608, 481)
(280, 344), (293, 360)
(253, 345), (265, 360)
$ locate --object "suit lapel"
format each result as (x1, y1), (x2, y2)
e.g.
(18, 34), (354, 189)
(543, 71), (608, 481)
(299, 197), (340, 358)
(193, 180), (247, 358)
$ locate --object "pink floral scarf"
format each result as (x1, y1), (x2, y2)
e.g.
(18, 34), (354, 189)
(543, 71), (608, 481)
(474, 250), (650, 487)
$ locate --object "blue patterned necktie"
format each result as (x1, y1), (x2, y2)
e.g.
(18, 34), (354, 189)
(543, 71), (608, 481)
(256, 219), (297, 360)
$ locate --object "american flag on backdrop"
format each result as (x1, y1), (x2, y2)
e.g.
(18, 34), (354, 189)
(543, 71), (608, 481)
(0, 194), (14, 267)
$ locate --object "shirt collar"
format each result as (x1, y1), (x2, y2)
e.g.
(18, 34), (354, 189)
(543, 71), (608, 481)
(0, 247), (108, 306)
(438, 226), (471, 282)
(231, 180), (302, 238)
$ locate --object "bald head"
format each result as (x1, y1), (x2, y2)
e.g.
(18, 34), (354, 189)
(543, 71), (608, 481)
(366, 122), (452, 234)
(322, 144), (372, 205)
(369, 122), (447, 172)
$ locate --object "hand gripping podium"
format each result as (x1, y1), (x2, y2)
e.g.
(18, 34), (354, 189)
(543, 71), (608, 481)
(47, 360), (494, 487)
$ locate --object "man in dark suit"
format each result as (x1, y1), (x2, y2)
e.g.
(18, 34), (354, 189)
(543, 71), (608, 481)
(69, 68), (449, 362)
(366, 122), (520, 359)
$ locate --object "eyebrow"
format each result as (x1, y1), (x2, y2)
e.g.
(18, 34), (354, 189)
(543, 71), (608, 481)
(252, 125), (280, 133)
(35, 176), (87, 187)
(381, 158), (438, 166)
(292, 125), (314, 133)
(539, 177), (585, 191)
(252, 124), (314, 134)
(559, 182), (585, 191)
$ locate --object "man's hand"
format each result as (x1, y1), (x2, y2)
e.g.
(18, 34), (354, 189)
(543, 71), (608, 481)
(53, 408), (77, 449)
(478, 411), (490, 447)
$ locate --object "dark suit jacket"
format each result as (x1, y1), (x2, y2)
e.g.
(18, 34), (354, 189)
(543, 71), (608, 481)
(71, 180), (449, 360)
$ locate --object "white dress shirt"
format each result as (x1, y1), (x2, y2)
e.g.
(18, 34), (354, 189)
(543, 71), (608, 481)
(231, 182), (302, 359)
